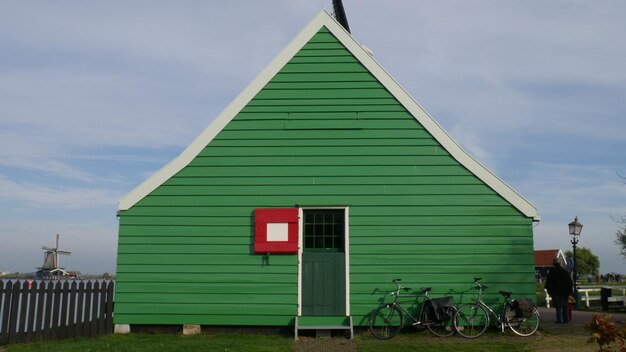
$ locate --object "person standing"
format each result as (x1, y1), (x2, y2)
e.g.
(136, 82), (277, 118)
(545, 258), (573, 323)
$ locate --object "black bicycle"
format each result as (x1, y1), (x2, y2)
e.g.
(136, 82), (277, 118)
(453, 277), (540, 338)
(369, 279), (457, 339)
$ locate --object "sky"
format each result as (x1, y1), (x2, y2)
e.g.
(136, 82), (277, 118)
(1, 1), (625, 275)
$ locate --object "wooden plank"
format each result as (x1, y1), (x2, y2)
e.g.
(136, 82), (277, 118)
(67, 281), (77, 338)
(116, 254), (296, 266)
(197, 145), (442, 157)
(114, 292), (296, 305)
(114, 272), (296, 283)
(59, 281), (69, 338)
(43, 281), (54, 341)
(113, 313), (293, 326)
(7, 281), (22, 343)
(98, 282), (106, 335)
(239, 104), (406, 113)
(26, 281), (38, 343)
(104, 281), (114, 335)
(173, 165), (471, 178)
(114, 282), (296, 295)
(255, 87), (392, 99)
(91, 281), (99, 337)
(34, 281), (46, 342)
(83, 281), (93, 338)
(0, 280), (13, 344)
(163, 175), (478, 187)
(114, 303), (296, 316)
(293, 48), (352, 58)
(75, 281), (85, 338)
(186, 155), (455, 167)
(51, 281), (61, 340)
(148, 184), (489, 197)
(16, 282), (29, 343)
(208, 134), (430, 145)
(8, 281), (21, 344)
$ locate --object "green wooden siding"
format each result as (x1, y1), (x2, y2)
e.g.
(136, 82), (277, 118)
(114, 27), (536, 326)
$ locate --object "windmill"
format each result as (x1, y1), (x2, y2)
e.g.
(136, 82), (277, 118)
(38, 233), (72, 278)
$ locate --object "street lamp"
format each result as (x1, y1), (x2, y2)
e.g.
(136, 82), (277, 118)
(568, 217), (583, 291)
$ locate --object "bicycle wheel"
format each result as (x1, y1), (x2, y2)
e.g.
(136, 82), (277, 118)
(505, 305), (539, 337)
(454, 303), (489, 338)
(426, 305), (457, 337)
(369, 304), (404, 339)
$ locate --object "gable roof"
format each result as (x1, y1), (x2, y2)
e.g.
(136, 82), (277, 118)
(534, 249), (565, 267)
(118, 10), (539, 221)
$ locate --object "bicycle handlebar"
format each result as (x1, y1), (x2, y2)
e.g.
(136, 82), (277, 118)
(474, 277), (488, 290)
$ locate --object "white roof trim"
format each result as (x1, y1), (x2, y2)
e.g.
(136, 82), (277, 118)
(119, 10), (539, 221)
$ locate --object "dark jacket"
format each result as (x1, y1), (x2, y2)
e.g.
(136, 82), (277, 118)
(545, 264), (573, 299)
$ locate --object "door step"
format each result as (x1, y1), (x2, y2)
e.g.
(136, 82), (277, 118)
(294, 316), (353, 340)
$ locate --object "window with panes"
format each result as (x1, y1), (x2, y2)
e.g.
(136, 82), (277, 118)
(303, 209), (345, 252)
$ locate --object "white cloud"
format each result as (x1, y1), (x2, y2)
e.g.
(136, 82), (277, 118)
(0, 174), (119, 207)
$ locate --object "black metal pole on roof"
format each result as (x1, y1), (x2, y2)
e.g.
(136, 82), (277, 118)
(333, 0), (351, 33)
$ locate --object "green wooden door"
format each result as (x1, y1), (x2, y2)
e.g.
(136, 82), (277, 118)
(301, 209), (346, 316)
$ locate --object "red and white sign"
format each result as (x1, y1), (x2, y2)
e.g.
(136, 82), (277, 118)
(254, 208), (299, 254)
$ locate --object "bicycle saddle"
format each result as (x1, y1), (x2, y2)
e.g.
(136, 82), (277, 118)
(499, 290), (512, 298)
(422, 287), (432, 292)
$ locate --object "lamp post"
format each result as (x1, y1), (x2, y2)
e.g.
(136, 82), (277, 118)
(568, 217), (583, 292)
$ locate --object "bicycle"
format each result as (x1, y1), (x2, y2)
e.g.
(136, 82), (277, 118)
(453, 277), (540, 338)
(369, 279), (457, 339)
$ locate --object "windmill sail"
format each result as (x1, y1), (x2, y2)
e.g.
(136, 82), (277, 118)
(332, 0), (351, 33)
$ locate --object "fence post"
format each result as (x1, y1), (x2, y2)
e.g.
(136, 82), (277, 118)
(68, 281), (77, 338)
(105, 281), (114, 335)
(34, 281), (46, 342)
(59, 281), (70, 338)
(43, 280), (54, 341)
(0, 280), (13, 345)
(83, 281), (93, 337)
(97, 281), (106, 335)
(75, 281), (85, 338)
(26, 281), (38, 343)
(90, 281), (100, 337)
(51, 281), (62, 340)
(8, 281), (22, 344)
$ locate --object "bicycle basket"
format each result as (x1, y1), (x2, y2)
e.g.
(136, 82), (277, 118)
(513, 298), (535, 318)
(424, 296), (454, 323)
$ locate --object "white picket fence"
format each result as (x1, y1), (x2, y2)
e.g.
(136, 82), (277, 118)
(544, 286), (626, 308)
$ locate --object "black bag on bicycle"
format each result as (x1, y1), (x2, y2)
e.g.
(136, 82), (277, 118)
(513, 298), (535, 318)
(424, 296), (454, 322)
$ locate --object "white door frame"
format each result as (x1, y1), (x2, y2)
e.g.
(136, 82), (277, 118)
(297, 206), (350, 316)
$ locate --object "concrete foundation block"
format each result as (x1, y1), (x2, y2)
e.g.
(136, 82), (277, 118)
(114, 324), (131, 334)
(183, 324), (201, 335)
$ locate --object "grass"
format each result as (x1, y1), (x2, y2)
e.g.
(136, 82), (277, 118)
(3, 333), (292, 352)
(2, 328), (598, 352)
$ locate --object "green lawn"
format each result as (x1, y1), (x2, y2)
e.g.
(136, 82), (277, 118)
(2, 328), (599, 352)
(3, 333), (292, 352)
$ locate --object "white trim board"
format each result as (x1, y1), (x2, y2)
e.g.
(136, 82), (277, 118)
(118, 10), (539, 221)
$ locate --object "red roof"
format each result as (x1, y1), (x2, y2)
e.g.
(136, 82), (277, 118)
(534, 250), (559, 267)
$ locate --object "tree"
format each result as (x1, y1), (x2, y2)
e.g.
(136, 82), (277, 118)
(615, 216), (626, 259)
(565, 247), (600, 280)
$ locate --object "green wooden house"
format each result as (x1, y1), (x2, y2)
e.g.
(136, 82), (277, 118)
(114, 11), (539, 333)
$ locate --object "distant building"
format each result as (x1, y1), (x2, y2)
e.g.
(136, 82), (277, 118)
(534, 249), (567, 281)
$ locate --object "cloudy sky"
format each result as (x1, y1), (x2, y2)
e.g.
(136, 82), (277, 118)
(1, 1), (625, 275)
